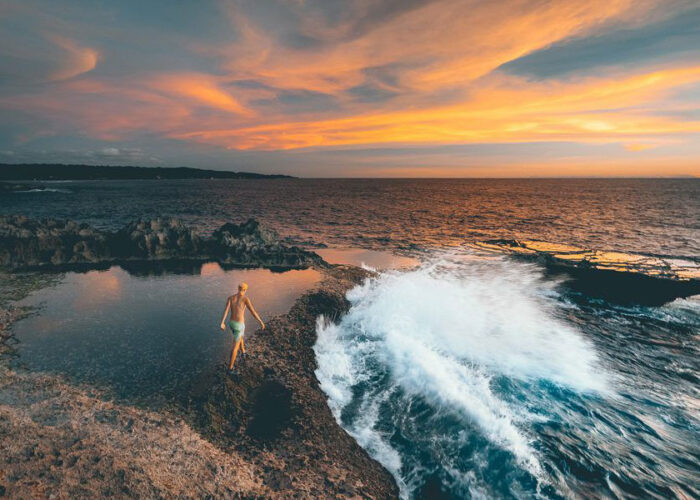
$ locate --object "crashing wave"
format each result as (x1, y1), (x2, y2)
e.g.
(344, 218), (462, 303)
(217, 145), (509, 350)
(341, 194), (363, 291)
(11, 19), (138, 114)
(315, 255), (608, 497)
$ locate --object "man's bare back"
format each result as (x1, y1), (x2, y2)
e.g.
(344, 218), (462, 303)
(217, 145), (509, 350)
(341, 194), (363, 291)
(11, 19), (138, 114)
(227, 293), (249, 323)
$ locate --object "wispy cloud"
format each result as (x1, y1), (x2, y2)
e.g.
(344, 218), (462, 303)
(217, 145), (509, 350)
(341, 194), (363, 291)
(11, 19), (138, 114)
(46, 35), (98, 81)
(0, 0), (698, 176)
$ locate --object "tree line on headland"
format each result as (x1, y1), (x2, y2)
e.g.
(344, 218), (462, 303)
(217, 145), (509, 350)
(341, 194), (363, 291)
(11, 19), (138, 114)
(0, 163), (293, 180)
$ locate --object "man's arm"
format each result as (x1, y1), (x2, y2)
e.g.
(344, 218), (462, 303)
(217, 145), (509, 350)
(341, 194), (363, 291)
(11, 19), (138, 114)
(245, 298), (265, 330)
(220, 297), (231, 330)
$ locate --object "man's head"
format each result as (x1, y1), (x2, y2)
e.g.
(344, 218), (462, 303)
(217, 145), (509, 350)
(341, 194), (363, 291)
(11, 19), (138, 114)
(238, 282), (248, 295)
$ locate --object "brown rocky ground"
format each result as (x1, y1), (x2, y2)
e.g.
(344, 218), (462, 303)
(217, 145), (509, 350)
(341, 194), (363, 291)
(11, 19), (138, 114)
(0, 368), (265, 499)
(0, 266), (398, 499)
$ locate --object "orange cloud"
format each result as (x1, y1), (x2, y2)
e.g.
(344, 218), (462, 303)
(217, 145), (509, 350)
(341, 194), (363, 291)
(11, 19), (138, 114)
(624, 143), (659, 152)
(173, 64), (700, 150)
(48, 35), (98, 81)
(208, 0), (670, 97)
(150, 74), (252, 115)
(72, 269), (122, 310)
(3, 0), (699, 178)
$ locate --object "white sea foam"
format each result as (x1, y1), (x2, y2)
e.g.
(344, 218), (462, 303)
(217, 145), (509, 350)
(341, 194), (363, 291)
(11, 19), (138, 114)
(14, 188), (71, 193)
(314, 254), (608, 495)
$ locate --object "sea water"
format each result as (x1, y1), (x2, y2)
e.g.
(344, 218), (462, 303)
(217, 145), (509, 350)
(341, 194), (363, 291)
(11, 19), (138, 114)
(3, 178), (699, 498)
(315, 254), (699, 498)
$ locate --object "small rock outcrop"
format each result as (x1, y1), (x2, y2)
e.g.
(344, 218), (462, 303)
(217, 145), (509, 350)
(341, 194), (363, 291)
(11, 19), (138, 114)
(211, 219), (322, 268)
(469, 239), (700, 305)
(111, 218), (203, 260)
(0, 216), (322, 270)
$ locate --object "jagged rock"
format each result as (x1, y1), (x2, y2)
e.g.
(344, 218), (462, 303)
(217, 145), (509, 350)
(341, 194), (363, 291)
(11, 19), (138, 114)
(213, 218), (276, 246)
(211, 218), (324, 268)
(469, 239), (700, 305)
(0, 215), (109, 268)
(111, 218), (203, 260)
(0, 216), (322, 270)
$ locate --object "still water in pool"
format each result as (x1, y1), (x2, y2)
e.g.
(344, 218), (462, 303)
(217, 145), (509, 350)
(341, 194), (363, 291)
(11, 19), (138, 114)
(11, 263), (321, 405)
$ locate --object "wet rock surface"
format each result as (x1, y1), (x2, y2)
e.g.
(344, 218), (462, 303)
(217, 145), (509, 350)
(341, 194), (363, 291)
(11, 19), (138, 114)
(0, 264), (398, 498)
(470, 239), (700, 305)
(0, 215), (323, 271)
(186, 264), (398, 498)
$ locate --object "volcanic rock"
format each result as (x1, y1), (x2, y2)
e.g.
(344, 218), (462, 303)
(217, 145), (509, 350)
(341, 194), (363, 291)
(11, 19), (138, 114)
(0, 216), (322, 271)
(111, 218), (203, 260)
(211, 218), (323, 268)
(470, 239), (700, 305)
(0, 215), (109, 268)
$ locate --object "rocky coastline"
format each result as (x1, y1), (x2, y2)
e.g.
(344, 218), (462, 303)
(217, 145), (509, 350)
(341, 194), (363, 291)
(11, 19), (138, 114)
(470, 239), (700, 305)
(0, 216), (323, 271)
(184, 264), (398, 498)
(0, 261), (398, 498)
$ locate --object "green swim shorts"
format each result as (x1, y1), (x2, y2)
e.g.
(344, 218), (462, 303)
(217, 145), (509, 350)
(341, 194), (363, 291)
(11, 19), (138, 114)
(228, 320), (245, 342)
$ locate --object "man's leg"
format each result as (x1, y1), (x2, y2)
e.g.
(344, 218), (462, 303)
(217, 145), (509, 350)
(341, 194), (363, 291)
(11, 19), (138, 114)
(229, 338), (242, 370)
(241, 337), (246, 354)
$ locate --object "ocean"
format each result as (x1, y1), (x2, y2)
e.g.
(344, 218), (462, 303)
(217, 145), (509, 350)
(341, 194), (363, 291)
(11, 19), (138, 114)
(2, 178), (699, 499)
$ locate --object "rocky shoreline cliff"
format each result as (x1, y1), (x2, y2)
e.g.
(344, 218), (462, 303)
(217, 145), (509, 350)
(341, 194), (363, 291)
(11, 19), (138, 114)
(0, 262), (398, 498)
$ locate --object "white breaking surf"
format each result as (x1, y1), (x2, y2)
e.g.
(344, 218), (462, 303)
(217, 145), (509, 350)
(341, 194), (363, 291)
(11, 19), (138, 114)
(314, 253), (608, 497)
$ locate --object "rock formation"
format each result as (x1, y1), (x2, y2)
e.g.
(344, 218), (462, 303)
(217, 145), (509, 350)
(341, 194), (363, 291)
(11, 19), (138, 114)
(0, 216), (323, 270)
(0, 216), (109, 268)
(0, 264), (399, 498)
(211, 218), (317, 268)
(112, 218), (204, 260)
(470, 239), (700, 305)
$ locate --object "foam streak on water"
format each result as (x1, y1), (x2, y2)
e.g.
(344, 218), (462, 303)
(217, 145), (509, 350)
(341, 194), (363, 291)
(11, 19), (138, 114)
(314, 254), (608, 498)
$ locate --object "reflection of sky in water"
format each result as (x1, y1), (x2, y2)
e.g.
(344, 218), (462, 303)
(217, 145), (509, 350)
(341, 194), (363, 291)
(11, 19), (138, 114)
(315, 248), (419, 270)
(12, 264), (321, 405)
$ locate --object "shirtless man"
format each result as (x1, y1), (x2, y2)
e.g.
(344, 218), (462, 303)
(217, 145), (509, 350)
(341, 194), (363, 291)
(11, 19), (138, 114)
(220, 282), (265, 372)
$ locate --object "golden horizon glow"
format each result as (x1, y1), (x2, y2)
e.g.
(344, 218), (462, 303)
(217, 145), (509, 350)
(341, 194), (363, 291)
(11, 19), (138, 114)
(0, 0), (699, 176)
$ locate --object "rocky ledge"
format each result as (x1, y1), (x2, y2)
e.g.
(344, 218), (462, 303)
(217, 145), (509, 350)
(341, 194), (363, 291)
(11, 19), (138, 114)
(470, 239), (700, 305)
(184, 264), (398, 498)
(0, 216), (323, 271)
(0, 265), (398, 498)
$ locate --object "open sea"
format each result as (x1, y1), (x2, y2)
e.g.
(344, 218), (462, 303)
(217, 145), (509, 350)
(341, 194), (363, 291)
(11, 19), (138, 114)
(2, 178), (699, 499)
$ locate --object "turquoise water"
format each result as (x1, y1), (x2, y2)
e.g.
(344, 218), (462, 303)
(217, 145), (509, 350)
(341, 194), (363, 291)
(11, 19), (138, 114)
(315, 253), (699, 499)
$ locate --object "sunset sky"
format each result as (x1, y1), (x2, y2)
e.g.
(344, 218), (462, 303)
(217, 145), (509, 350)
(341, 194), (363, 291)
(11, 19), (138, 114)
(1, 0), (699, 177)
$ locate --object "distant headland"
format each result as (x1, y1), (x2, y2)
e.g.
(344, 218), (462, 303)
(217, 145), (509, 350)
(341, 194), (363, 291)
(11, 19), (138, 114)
(0, 163), (293, 180)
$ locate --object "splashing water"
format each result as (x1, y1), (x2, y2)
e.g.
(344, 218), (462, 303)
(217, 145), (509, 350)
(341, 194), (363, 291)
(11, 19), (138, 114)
(315, 254), (612, 497)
